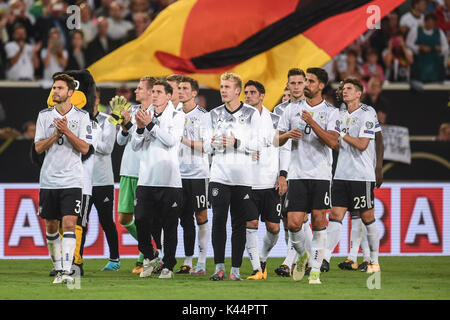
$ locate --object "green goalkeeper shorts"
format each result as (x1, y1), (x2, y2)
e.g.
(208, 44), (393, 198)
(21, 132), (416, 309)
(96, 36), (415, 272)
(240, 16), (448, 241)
(118, 176), (139, 214)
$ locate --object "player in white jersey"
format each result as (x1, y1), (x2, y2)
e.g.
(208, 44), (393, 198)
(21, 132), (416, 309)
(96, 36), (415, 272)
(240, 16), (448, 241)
(273, 68), (313, 278)
(242, 80), (282, 280)
(35, 74), (90, 285)
(132, 79), (185, 279)
(90, 92), (121, 271)
(116, 76), (161, 274)
(167, 74), (184, 111)
(324, 78), (381, 273)
(72, 104), (99, 276)
(275, 68), (340, 284)
(205, 73), (261, 281)
(175, 76), (211, 275)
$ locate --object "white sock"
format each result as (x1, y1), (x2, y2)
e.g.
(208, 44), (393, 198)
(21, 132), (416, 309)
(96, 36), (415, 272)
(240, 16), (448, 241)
(197, 221), (209, 265)
(310, 229), (327, 272)
(303, 219), (313, 255)
(348, 217), (363, 262)
(282, 237), (298, 267)
(289, 228), (306, 257)
(184, 256), (193, 268)
(46, 232), (62, 271)
(246, 228), (261, 272)
(360, 223), (371, 262)
(324, 220), (342, 263)
(62, 232), (76, 272)
(365, 220), (380, 264)
(260, 230), (279, 263)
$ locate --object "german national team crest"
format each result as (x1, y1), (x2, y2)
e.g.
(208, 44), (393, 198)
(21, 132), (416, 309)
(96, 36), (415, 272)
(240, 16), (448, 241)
(69, 120), (78, 131)
(318, 112), (326, 122)
(212, 188), (219, 197)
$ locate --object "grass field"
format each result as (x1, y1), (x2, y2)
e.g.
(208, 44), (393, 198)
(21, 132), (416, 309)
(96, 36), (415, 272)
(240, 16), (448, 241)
(0, 256), (449, 300)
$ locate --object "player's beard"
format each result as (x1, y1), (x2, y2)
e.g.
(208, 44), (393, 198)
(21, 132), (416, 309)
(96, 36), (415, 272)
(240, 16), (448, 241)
(52, 93), (69, 104)
(304, 88), (316, 99)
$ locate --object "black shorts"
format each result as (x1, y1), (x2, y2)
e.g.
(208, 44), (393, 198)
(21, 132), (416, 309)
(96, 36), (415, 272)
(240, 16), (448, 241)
(331, 180), (375, 211)
(182, 178), (209, 212)
(249, 188), (281, 223)
(38, 188), (83, 220)
(280, 180), (289, 218)
(209, 182), (257, 218)
(285, 179), (331, 213)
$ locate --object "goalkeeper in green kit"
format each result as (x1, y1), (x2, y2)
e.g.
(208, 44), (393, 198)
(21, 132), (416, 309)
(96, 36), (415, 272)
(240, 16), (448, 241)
(113, 77), (162, 274)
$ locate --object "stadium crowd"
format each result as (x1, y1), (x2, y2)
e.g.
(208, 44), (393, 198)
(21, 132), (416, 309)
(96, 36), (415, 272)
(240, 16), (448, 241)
(0, 0), (448, 84)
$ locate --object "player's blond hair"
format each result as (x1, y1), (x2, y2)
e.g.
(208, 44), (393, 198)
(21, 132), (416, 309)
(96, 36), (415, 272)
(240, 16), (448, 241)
(220, 72), (243, 91)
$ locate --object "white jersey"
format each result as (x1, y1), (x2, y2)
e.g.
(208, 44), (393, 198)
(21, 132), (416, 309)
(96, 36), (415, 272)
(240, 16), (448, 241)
(334, 104), (380, 182)
(132, 102), (185, 188)
(204, 103), (261, 187)
(81, 116), (99, 195)
(35, 105), (90, 189)
(252, 106), (280, 190)
(116, 104), (145, 178)
(93, 112), (117, 186)
(278, 99), (340, 181)
(179, 105), (210, 179)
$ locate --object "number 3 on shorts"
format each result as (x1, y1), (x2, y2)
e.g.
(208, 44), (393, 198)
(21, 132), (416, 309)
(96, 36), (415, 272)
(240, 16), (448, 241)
(74, 200), (81, 214)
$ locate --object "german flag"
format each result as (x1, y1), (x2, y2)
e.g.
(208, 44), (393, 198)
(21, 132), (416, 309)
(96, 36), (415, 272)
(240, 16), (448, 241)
(88, 0), (406, 109)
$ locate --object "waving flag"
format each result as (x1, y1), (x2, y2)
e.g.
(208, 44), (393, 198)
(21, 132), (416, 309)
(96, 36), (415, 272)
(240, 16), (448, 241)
(88, 0), (406, 109)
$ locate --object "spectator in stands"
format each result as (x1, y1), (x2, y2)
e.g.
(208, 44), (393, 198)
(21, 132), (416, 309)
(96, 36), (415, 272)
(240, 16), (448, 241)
(66, 30), (87, 70)
(336, 49), (363, 82)
(34, 0), (71, 48)
(437, 122), (450, 141)
(29, 0), (51, 21)
(124, 0), (153, 22)
(40, 27), (68, 80)
(361, 48), (385, 88)
(387, 11), (401, 36)
(383, 33), (414, 82)
(115, 84), (136, 105)
(435, 0), (450, 33)
(94, 0), (113, 18)
(107, 1), (134, 43)
(363, 75), (390, 125)
(1, 0), (34, 41)
(407, 12), (448, 82)
(79, 2), (97, 47)
(4, 23), (41, 80)
(85, 16), (120, 66)
(95, 86), (110, 114)
(400, 0), (426, 36)
(369, 16), (394, 69)
(124, 11), (151, 42)
(22, 120), (36, 140)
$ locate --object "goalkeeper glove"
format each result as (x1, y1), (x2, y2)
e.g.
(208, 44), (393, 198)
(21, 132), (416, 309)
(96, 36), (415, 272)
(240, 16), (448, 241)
(108, 95), (131, 126)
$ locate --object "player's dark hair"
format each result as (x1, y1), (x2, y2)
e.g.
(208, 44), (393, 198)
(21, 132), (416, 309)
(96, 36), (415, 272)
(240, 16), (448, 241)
(343, 78), (364, 93)
(287, 68), (305, 79)
(306, 67), (329, 86)
(244, 80), (265, 94)
(52, 73), (76, 91)
(153, 79), (173, 95)
(179, 76), (200, 93)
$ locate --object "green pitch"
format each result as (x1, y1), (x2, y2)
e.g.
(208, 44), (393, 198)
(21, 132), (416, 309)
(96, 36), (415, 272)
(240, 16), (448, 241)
(0, 256), (449, 300)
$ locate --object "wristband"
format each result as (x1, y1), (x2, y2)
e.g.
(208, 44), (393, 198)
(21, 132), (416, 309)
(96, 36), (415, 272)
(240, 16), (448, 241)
(279, 170), (288, 178)
(124, 121), (133, 130)
(146, 122), (155, 132)
(233, 138), (241, 149)
(136, 127), (144, 134)
(339, 131), (346, 139)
